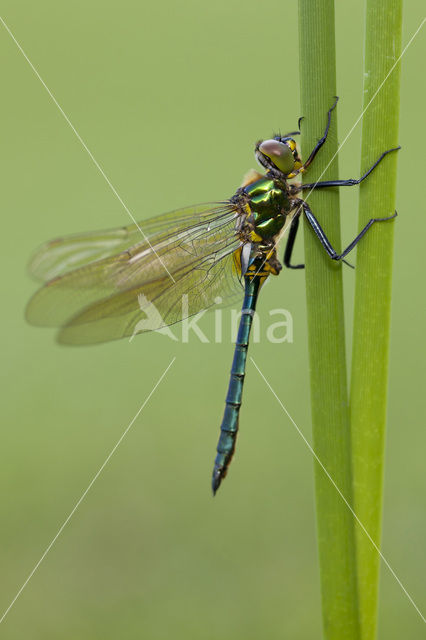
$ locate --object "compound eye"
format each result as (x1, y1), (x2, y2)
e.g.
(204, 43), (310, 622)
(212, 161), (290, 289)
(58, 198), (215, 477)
(258, 139), (295, 175)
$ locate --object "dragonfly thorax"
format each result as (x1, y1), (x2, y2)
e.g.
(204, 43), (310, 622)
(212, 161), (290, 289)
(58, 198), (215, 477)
(242, 176), (290, 241)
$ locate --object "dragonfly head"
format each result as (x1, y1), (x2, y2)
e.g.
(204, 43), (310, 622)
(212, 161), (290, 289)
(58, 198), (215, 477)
(255, 137), (302, 178)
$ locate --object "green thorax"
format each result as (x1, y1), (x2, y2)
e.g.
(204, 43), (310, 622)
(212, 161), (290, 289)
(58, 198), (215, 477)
(243, 177), (290, 240)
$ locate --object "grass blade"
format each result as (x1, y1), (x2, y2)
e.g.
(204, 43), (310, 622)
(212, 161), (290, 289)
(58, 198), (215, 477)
(298, 1), (360, 637)
(350, 2), (402, 638)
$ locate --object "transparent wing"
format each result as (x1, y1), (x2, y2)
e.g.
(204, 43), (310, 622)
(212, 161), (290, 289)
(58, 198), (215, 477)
(57, 250), (242, 345)
(26, 203), (244, 343)
(28, 203), (235, 282)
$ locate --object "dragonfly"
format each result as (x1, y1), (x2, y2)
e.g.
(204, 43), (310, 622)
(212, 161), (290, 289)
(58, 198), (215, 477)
(26, 97), (399, 494)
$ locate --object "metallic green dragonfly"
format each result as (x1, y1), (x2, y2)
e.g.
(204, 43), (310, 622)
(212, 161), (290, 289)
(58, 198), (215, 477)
(26, 98), (398, 494)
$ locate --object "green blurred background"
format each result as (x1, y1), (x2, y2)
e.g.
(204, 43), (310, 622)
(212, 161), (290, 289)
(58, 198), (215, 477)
(1, 1), (425, 637)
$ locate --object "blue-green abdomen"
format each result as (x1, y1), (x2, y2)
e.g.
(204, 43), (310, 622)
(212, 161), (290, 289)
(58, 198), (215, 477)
(212, 277), (260, 494)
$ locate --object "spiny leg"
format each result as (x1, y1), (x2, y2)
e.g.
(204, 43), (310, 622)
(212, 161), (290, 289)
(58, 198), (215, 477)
(299, 199), (397, 262)
(295, 146), (401, 191)
(298, 96), (339, 172)
(279, 129), (301, 138)
(283, 212), (304, 269)
(280, 114), (304, 138)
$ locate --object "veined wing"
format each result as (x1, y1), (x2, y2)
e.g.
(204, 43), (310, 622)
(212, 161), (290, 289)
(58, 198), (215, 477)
(57, 250), (242, 345)
(26, 203), (244, 342)
(28, 203), (235, 282)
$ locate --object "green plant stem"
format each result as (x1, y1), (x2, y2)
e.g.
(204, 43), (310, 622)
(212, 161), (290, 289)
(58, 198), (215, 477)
(350, 3), (402, 639)
(298, 2), (360, 638)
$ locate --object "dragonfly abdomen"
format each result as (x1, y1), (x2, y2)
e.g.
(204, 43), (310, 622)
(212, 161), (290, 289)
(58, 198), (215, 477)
(212, 276), (261, 495)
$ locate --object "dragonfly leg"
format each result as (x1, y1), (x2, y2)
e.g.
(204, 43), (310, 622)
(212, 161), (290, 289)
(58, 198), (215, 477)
(300, 199), (397, 262)
(295, 146), (401, 191)
(298, 96), (339, 172)
(279, 115), (304, 138)
(283, 212), (305, 269)
(279, 129), (301, 138)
